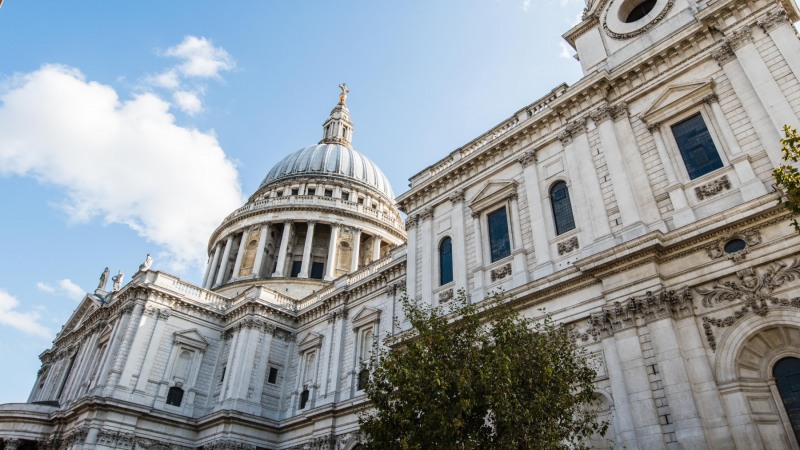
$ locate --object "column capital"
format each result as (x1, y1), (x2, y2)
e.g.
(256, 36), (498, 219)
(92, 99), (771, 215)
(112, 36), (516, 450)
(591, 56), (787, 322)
(711, 44), (736, 66)
(307, 219), (317, 225)
(418, 207), (434, 221)
(589, 104), (613, 124)
(610, 102), (629, 121)
(701, 93), (719, 105)
(558, 131), (573, 146)
(404, 216), (418, 230)
(448, 188), (466, 204)
(284, 219), (294, 225)
(517, 150), (536, 167)
(757, 8), (788, 33)
(645, 121), (662, 133)
(725, 27), (752, 51)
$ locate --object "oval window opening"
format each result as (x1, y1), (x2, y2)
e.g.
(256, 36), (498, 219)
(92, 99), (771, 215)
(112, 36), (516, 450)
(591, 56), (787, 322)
(724, 238), (747, 254)
(624, 0), (657, 22)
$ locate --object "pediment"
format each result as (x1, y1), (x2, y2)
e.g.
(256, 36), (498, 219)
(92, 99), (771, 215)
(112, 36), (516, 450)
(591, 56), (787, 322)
(468, 180), (518, 214)
(173, 329), (209, 350)
(640, 80), (715, 124)
(352, 306), (381, 329)
(299, 332), (323, 352)
(60, 296), (101, 335)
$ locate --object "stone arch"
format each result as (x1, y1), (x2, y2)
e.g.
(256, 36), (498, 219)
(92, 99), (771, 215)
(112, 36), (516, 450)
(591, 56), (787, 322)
(585, 390), (616, 450)
(713, 308), (800, 449)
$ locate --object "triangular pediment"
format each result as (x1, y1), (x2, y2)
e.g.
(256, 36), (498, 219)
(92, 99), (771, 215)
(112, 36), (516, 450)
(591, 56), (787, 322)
(640, 80), (715, 123)
(174, 329), (209, 349)
(60, 296), (101, 336)
(299, 332), (323, 352)
(469, 180), (518, 214)
(352, 306), (381, 329)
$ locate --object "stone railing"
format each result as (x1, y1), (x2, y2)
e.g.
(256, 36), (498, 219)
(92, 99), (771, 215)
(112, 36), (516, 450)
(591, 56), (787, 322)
(347, 255), (393, 285)
(409, 83), (567, 187)
(222, 195), (398, 227)
(141, 271), (230, 311)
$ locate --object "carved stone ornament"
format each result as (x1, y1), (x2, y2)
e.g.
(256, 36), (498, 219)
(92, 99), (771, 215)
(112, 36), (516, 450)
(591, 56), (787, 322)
(558, 130), (573, 146)
(704, 229), (762, 262)
(698, 259), (800, 350)
(448, 189), (465, 204)
(405, 215), (418, 230)
(439, 289), (454, 303)
(645, 121), (662, 133)
(695, 175), (731, 200)
(701, 93), (719, 105)
(490, 263), (513, 282)
(557, 236), (580, 255)
(590, 105), (613, 124)
(203, 439), (257, 450)
(710, 44), (736, 66)
(757, 8), (789, 33)
(96, 429), (194, 450)
(725, 27), (753, 51)
(587, 287), (694, 339)
(602, 0), (675, 40)
(517, 149), (536, 167)
(418, 207), (434, 221)
(611, 102), (629, 120)
(286, 434), (335, 450)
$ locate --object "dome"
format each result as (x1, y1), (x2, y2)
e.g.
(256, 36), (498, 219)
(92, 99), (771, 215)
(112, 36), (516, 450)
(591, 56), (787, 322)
(259, 143), (395, 199)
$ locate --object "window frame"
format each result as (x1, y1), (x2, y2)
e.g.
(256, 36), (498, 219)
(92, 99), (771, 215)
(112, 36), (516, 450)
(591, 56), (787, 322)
(486, 206), (512, 263)
(438, 236), (454, 286)
(549, 180), (577, 236)
(665, 109), (727, 181)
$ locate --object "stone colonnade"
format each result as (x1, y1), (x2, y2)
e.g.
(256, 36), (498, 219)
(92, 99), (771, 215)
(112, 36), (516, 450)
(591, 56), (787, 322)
(203, 221), (385, 289)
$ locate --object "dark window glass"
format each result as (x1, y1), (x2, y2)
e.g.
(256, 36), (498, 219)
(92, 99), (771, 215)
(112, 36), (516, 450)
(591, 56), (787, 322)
(310, 262), (325, 280)
(299, 389), (310, 409)
(166, 386), (184, 406)
(357, 368), (370, 391)
(291, 188), (299, 196)
(724, 239), (747, 254)
(487, 207), (511, 262)
(550, 181), (576, 235)
(439, 237), (453, 286)
(774, 357), (800, 444)
(342, 192), (350, 201)
(290, 261), (302, 278)
(325, 189), (333, 197)
(671, 113), (723, 179)
(625, 0), (657, 22)
(219, 366), (226, 383)
(268, 367), (278, 384)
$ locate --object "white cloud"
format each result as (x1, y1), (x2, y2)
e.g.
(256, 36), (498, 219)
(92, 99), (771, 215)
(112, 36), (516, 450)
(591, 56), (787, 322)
(522, 0), (532, 12)
(0, 65), (244, 272)
(0, 290), (52, 339)
(173, 90), (203, 115)
(164, 36), (236, 79)
(58, 279), (85, 301)
(146, 69), (180, 90)
(36, 282), (55, 294)
(559, 41), (576, 59)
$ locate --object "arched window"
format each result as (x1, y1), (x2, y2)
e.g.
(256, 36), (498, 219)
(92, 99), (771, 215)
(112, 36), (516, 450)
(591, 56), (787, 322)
(439, 237), (453, 286)
(774, 357), (800, 443)
(550, 181), (576, 235)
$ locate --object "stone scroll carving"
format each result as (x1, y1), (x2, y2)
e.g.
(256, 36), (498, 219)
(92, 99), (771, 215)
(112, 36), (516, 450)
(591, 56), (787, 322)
(698, 259), (800, 350)
(490, 263), (512, 282)
(557, 236), (579, 255)
(695, 175), (731, 200)
(586, 288), (694, 339)
(704, 229), (761, 262)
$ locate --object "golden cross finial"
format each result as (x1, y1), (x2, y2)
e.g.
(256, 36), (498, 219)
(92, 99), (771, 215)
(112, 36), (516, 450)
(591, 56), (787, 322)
(338, 83), (349, 105)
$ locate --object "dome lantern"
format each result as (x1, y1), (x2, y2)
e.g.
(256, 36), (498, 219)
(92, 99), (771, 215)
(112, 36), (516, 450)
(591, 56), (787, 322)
(320, 83), (354, 147)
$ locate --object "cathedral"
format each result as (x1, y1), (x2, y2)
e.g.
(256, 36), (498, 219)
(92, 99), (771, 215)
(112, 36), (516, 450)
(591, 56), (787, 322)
(3, 0), (800, 447)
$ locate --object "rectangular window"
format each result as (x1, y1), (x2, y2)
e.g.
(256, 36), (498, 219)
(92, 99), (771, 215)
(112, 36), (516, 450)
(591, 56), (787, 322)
(291, 188), (299, 196)
(219, 365), (226, 383)
(341, 192), (350, 201)
(671, 113), (723, 179)
(290, 261), (302, 277)
(268, 367), (278, 384)
(324, 189), (334, 197)
(310, 262), (325, 279)
(487, 207), (511, 262)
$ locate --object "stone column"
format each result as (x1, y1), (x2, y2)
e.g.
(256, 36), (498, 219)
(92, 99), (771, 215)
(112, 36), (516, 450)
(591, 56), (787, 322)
(107, 300), (145, 389)
(712, 36), (784, 168)
(759, 8), (800, 85)
(471, 212), (485, 300)
(325, 223), (340, 281)
(372, 234), (382, 262)
(133, 309), (171, 397)
(322, 311), (338, 399)
(272, 220), (293, 278)
(703, 94), (767, 201)
(4, 438), (21, 450)
(204, 243), (222, 289)
(648, 123), (696, 228)
(591, 106), (643, 232)
(231, 232), (247, 282)
(448, 190), (469, 290)
(508, 193), (528, 285)
(214, 235), (234, 287)
(350, 228), (362, 272)
(611, 104), (665, 231)
(418, 208), (434, 302)
(602, 336), (640, 450)
(94, 311), (132, 390)
(298, 221), (316, 278)
(405, 217), (418, 297)
(518, 150), (552, 276)
(252, 223), (270, 278)
(560, 121), (611, 245)
(726, 26), (799, 137)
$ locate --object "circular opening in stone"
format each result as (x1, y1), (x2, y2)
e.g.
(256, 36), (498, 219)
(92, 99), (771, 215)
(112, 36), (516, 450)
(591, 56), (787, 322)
(724, 238), (747, 254)
(620, 0), (658, 23)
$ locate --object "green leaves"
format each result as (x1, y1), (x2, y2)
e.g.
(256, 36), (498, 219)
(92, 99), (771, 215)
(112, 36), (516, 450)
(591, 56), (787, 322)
(774, 125), (800, 233)
(358, 291), (607, 449)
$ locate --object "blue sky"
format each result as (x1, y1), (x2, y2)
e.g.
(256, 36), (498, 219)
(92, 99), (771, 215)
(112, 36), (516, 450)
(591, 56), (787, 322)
(0, 1), (583, 403)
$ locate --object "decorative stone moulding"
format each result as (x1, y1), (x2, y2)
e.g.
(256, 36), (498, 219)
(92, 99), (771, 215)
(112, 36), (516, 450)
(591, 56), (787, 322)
(695, 175), (731, 200)
(438, 289), (454, 303)
(698, 259), (800, 351)
(603, 0), (675, 39)
(490, 263), (513, 282)
(557, 236), (580, 255)
(587, 287), (694, 339)
(705, 229), (762, 262)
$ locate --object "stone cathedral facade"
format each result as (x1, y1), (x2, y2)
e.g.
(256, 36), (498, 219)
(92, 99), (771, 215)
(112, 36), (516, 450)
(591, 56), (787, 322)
(4, 0), (800, 447)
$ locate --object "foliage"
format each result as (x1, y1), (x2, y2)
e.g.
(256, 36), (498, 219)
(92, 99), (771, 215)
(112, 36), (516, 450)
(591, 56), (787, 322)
(358, 290), (607, 450)
(774, 125), (800, 233)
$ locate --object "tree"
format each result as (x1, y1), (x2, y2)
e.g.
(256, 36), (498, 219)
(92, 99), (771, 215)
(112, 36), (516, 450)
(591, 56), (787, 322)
(774, 125), (800, 232)
(358, 291), (607, 450)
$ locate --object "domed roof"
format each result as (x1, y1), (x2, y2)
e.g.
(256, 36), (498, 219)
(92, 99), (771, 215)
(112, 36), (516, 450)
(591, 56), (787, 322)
(259, 143), (395, 199)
